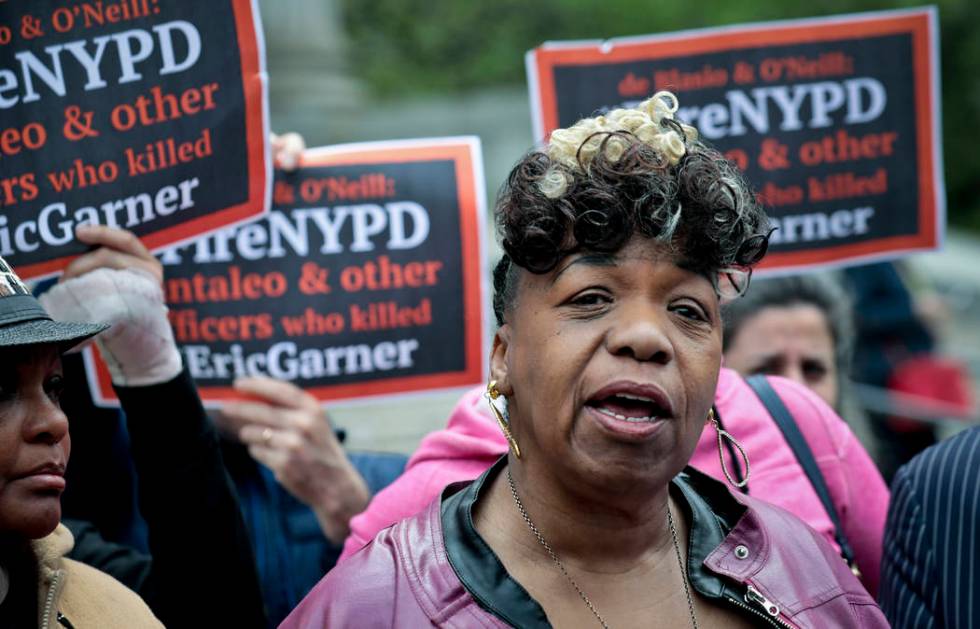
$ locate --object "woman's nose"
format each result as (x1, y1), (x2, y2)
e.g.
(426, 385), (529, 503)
(605, 303), (673, 364)
(24, 394), (70, 445)
(781, 363), (806, 390)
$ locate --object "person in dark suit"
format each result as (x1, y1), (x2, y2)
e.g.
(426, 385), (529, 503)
(880, 425), (980, 628)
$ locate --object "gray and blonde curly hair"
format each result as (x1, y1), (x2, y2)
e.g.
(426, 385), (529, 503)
(493, 92), (771, 325)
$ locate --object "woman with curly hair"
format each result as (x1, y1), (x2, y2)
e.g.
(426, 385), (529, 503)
(285, 93), (887, 627)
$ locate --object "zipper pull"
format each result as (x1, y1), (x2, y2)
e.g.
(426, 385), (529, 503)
(745, 584), (780, 617)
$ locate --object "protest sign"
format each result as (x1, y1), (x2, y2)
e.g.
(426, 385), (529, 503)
(84, 137), (488, 406)
(526, 8), (943, 271)
(0, 0), (269, 280)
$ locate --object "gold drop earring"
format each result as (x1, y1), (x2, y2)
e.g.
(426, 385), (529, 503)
(708, 408), (750, 488)
(486, 380), (521, 459)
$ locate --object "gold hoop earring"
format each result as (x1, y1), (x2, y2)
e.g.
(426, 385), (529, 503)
(487, 380), (521, 459)
(708, 408), (749, 488)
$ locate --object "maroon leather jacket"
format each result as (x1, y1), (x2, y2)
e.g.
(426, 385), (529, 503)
(283, 458), (886, 628)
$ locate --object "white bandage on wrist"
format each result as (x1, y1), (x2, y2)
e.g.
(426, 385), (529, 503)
(39, 268), (182, 387)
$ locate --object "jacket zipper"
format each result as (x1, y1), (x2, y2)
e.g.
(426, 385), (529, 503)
(40, 570), (63, 629)
(724, 585), (795, 629)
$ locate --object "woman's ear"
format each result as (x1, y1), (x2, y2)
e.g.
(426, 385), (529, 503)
(490, 324), (513, 396)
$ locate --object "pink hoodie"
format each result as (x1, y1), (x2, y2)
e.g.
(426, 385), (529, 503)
(341, 367), (887, 595)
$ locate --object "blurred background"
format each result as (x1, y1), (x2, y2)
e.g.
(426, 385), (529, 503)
(256, 0), (980, 460)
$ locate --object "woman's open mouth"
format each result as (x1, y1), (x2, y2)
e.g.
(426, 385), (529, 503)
(585, 382), (675, 438)
(590, 393), (667, 422)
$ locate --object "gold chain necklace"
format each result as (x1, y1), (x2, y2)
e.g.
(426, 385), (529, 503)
(507, 469), (699, 629)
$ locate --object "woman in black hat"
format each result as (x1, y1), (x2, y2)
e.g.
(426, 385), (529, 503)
(0, 240), (163, 627)
(0, 225), (265, 627)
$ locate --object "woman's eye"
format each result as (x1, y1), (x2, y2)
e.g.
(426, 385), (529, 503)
(45, 374), (65, 403)
(802, 361), (828, 379)
(670, 303), (708, 321)
(568, 291), (611, 308)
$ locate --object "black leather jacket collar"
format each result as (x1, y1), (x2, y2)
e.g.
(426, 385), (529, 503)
(440, 456), (750, 627)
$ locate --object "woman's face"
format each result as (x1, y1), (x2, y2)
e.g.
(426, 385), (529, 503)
(491, 236), (722, 491)
(0, 345), (70, 539)
(724, 304), (838, 408)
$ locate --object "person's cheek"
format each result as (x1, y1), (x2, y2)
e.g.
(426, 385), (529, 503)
(62, 433), (71, 464)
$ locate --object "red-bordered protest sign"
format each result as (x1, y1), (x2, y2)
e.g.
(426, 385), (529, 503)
(527, 8), (944, 272)
(1, 0), (270, 280)
(86, 137), (488, 406)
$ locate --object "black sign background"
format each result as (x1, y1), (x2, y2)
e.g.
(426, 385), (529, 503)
(86, 140), (487, 405)
(529, 10), (943, 270)
(0, 0), (266, 277)
(551, 35), (918, 250)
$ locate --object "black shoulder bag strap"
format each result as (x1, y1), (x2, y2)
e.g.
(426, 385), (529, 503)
(745, 374), (860, 576)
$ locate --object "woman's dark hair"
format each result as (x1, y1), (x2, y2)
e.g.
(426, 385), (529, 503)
(492, 93), (771, 326)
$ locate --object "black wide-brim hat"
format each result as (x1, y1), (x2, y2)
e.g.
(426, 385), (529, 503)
(0, 256), (109, 352)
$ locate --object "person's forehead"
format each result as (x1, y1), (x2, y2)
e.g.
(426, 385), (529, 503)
(738, 305), (835, 349)
(552, 240), (696, 279)
(0, 344), (62, 368)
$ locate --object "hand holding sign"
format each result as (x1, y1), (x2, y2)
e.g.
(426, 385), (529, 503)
(218, 376), (370, 544)
(64, 224), (163, 284)
(39, 226), (181, 386)
(270, 132), (305, 171)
